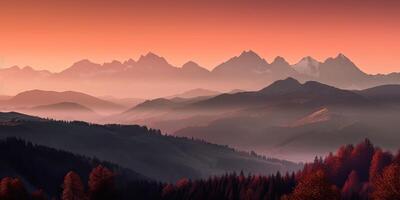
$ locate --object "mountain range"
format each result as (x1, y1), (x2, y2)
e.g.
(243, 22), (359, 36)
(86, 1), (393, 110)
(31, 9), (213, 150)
(1, 51), (399, 98)
(114, 78), (400, 161)
(0, 89), (125, 113)
(1, 75), (400, 162)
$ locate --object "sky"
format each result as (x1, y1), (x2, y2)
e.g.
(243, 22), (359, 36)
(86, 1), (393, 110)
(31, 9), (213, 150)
(0, 0), (399, 74)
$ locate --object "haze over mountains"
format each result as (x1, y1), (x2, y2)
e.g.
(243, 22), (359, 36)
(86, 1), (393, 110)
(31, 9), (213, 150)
(1, 71), (400, 162)
(1, 51), (399, 98)
(114, 78), (400, 161)
(1, 50), (400, 164)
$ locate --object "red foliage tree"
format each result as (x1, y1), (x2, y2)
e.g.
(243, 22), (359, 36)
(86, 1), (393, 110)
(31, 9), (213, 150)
(341, 170), (362, 200)
(88, 165), (116, 200)
(62, 171), (86, 200)
(350, 139), (375, 182)
(394, 150), (400, 164)
(0, 177), (29, 200)
(283, 170), (340, 200)
(369, 149), (393, 182)
(371, 163), (400, 200)
(31, 189), (47, 200)
(325, 144), (354, 186)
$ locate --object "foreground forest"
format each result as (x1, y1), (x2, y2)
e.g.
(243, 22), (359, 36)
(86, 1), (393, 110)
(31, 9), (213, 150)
(1, 138), (399, 200)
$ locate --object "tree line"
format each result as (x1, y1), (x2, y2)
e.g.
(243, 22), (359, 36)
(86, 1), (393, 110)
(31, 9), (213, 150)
(1, 138), (400, 199)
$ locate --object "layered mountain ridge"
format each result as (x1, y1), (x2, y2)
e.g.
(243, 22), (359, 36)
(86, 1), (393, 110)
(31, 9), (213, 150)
(1, 51), (399, 98)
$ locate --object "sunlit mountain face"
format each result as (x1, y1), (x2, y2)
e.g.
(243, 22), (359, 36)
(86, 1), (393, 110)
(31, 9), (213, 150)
(0, 1), (399, 199)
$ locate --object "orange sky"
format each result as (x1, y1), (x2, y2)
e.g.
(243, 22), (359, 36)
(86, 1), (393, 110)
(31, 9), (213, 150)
(0, 0), (399, 74)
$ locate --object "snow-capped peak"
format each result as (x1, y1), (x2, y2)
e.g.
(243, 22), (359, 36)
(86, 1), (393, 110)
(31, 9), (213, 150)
(293, 56), (320, 78)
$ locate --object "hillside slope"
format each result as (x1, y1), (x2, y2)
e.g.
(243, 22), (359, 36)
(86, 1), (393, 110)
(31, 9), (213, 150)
(0, 112), (300, 182)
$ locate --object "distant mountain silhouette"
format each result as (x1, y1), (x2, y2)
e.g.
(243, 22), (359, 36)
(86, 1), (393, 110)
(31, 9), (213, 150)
(318, 53), (368, 88)
(109, 78), (400, 161)
(59, 59), (103, 78)
(99, 95), (145, 108)
(181, 61), (210, 77)
(212, 50), (269, 78)
(1, 51), (399, 98)
(167, 88), (220, 99)
(267, 56), (297, 77)
(26, 102), (99, 121)
(130, 98), (180, 112)
(0, 95), (11, 101)
(31, 102), (94, 112)
(0, 90), (125, 114)
(0, 66), (51, 78)
(0, 112), (300, 182)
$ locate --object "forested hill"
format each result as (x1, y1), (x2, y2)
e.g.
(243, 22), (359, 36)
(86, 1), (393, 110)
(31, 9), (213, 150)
(0, 137), (148, 197)
(0, 112), (300, 182)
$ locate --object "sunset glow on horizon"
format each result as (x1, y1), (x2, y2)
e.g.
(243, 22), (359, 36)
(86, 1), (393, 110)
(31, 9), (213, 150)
(1, 0), (399, 74)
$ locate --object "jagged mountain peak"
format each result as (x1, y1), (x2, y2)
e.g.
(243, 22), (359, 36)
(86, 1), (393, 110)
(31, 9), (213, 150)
(137, 52), (171, 67)
(139, 52), (166, 61)
(212, 50), (268, 74)
(336, 53), (348, 59)
(324, 53), (353, 64)
(239, 50), (262, 59)
(293, 56), (320, 77)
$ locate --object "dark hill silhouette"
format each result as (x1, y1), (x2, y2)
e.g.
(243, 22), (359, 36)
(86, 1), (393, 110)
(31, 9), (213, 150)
(190, 77), (370, 110)
(0, 111), (42, 122)
(0, 112), (300, 182)
(357, 84), (400, 103)
(0, 137), (146, 197)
